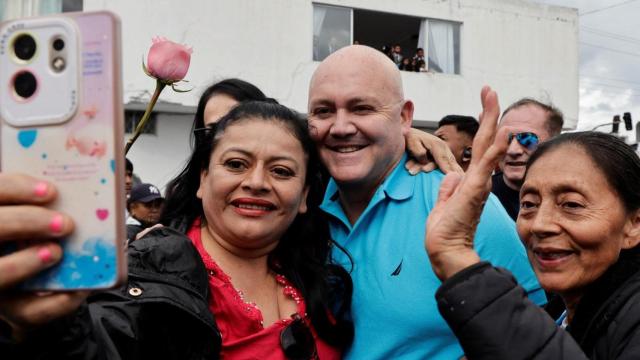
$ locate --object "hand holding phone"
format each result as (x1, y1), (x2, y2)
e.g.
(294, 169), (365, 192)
(0, 12), (126, 290)
(0, 173), (87, 339)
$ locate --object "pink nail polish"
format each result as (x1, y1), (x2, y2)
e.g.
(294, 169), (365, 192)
(34, 182), (48, 197)
(38, 247), (53, 263)
(49, 214), (64, 233)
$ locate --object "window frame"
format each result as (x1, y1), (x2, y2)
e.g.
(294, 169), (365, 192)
(311, 3), (462, 75)
(124, 110), (158, 136)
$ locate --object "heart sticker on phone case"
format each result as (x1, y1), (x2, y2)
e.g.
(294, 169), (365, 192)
(18, 130), (38, 148)
(96, 209), (109, 221)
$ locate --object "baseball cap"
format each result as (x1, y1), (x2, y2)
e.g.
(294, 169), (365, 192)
(128, 183), (163, 204)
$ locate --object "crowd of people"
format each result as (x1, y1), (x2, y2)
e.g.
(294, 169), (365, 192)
(381, 44), (427, 72)
(1, 44), (640, 360)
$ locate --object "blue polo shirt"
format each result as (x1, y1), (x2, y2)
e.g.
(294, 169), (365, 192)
(322, 154), (545, 360)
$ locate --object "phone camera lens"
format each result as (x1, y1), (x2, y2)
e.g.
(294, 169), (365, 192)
(52, 38), (65, 51)
(12, 34), (37, 61)
(13, 71), (38, 99)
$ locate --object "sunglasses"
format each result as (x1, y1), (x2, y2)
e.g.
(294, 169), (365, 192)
(280, 314), (318, 360)
(508, 132), (539, 151)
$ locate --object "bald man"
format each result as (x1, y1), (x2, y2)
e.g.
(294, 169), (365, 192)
(308, 45), (545, 359)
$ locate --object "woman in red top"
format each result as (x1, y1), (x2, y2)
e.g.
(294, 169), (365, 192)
(161, 84), (353, 359)
(170, 100), (353, 358)
(0, 101), (353, 359)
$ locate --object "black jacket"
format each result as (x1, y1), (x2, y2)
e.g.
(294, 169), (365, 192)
(436, 249), (640, 359)
(2, 227), (222, 359)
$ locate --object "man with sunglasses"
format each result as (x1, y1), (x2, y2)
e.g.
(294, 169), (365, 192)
(492, 98), (564, 220)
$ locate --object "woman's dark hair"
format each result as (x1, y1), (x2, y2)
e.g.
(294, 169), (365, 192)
(527, 131), (640, 213)
(192, 78), (268, 132)
(163, 101), (354, 348)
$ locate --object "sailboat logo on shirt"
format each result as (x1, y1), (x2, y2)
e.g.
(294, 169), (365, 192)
(391, 259), (403, 276)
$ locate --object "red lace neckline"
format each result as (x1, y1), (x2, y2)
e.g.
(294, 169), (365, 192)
(189, 218), (306, 326)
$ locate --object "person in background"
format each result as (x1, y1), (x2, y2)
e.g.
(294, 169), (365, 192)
(425, 87), (640, 358)
(195, 79), (271, 130)
(126, 183), (165, 241)
(307, 45), (544, 360)
(381, 45), (394, 61)
(125, 158), (134, 198)
(491, 98), (563, 221)
(399, 57), (414, 71)
(391, 44), (403, 67)
(435, 115), (479, 172)
(412, 48), (426, 72)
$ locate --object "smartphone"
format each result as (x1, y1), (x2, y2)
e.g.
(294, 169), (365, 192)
(0, 11), (126, 290)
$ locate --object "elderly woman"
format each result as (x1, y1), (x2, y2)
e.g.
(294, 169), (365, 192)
(425, 87), (640, 359)
(0, 101), (353, 359)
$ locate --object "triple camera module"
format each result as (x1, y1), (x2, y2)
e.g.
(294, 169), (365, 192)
(10, 33), (67, 100)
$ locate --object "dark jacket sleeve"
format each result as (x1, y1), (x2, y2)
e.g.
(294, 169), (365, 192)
(604, 292), (640, 360)
(436, 262), (588, 360)
(1, 303), (106, 360)
(0, 227), (219, 360)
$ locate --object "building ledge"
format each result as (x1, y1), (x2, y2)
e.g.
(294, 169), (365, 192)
(124, 100), (196, 115)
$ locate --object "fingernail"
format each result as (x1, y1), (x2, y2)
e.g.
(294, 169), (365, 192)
(34, 182), (48, 197)
(38, 247), (53, 263)
(409, 168), (418, 175)
(49, 214), (64, 233)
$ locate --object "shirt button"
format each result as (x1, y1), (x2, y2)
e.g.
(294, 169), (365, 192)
(128, 287), (143, 297)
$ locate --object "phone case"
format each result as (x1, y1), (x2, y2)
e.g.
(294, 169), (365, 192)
(0, 12), (126, 290)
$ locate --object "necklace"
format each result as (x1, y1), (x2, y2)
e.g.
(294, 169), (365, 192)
(274, 272), (283, 320)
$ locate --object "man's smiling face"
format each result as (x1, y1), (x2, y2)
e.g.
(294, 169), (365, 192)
(307, 46), (412, 192)
(499, 104), (552, 189)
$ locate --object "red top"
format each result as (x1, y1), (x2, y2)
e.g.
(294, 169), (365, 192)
(188, 220), (341, 359)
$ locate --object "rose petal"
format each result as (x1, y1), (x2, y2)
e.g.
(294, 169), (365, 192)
(146, 38), (192, 81)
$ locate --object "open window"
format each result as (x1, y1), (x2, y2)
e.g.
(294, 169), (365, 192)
(312, 3), (461, 75)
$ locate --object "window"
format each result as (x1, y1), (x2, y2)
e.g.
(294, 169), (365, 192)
(62, 0), (83, 12)
(0, 0), (82, 21)
(312, 4), (461, 75)
(39, 0), (82, 14)
(426, 20), (460, 74)
(313, 4), (351, 62)
(124, 110), (157, 135)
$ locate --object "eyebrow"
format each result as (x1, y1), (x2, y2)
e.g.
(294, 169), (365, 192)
(521, 183), (584, 196)
(221, 147), (301, 166)
(309, 96), (381, 108)
(346, 97), (378, 105)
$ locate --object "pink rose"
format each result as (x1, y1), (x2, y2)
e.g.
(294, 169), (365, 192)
(146, 37), (192, 82)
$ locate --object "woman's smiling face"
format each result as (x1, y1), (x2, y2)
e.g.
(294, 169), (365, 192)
(517, 144), (638, 299)
(197, 118), (309, 252)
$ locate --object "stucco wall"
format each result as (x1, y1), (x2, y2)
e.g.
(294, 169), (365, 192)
(84, 0), (578, 186)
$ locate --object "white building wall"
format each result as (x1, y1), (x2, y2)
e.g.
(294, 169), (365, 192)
(126, 113), (193, 188)
(82, 0), (578, 187)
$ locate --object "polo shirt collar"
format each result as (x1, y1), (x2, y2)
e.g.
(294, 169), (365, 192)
(320, 153), (415, 217)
